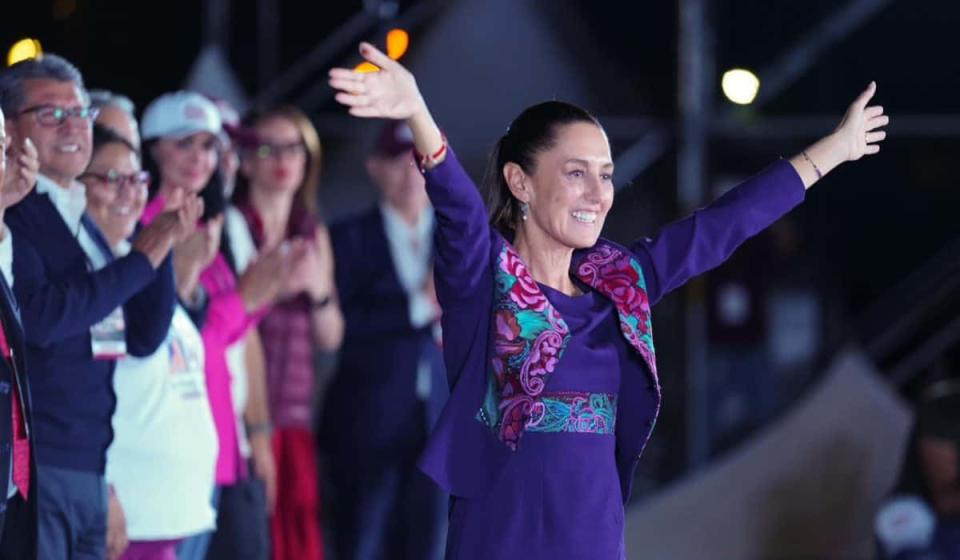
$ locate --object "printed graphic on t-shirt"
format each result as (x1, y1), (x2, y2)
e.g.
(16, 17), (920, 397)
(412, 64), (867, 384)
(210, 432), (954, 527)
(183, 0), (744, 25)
(167, 311), (205, 401)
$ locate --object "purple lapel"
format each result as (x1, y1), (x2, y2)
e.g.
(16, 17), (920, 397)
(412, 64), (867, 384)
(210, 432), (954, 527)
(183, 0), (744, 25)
(572, 239), (657, 380)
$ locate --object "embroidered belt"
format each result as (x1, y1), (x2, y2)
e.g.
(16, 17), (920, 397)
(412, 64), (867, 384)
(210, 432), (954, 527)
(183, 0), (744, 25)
(525, 392), (617, 435)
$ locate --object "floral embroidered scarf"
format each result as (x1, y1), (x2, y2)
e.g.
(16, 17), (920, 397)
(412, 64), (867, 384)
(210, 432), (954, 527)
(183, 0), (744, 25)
(477, 239), (657, 450)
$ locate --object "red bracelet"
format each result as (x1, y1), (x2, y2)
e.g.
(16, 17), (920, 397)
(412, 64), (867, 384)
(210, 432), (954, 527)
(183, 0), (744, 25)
(415, 133), (448, 172)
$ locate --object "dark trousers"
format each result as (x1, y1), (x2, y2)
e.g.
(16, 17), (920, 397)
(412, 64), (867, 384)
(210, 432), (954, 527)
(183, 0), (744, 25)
(327, 446), (447, 560)
(0, 492), (36, 559)
(37, 465), (107, 560)
(206, 471), (270, 560)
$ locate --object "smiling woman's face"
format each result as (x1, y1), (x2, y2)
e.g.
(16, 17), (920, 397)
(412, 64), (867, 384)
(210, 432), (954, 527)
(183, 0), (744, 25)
(80, 142), (147, 244)
(515, 121), (615, 250)
(151, 131), (219, 194)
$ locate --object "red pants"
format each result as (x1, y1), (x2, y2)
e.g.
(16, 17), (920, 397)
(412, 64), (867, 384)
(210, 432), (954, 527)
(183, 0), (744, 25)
(271, 427), (324, 560)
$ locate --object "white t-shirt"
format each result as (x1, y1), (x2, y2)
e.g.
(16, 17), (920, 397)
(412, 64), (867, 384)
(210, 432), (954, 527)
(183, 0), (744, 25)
(106, 300), (219, 540)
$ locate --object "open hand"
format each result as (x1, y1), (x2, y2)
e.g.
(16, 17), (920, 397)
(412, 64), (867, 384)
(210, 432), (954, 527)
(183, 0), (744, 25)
(172, 194), (205, 244)
(282, 227), (336, 301)
(238, 243), (292, 312)
(133, 214), (179, 268)
(1, 137), (38, 210)
(175, 214), (222, 270)
(834, 81), (889, 161)
(173, 214), (222, 300)
(329, 42), (425, 120)
(279, 238), (313, 298)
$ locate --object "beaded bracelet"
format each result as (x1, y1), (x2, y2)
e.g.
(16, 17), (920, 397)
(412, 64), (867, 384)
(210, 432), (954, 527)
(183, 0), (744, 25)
(415, 133), (448, 172)
(801, 150), (823, 180)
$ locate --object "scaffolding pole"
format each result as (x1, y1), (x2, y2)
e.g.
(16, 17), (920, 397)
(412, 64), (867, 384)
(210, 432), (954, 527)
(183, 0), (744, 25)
(678, 0), (713, 470)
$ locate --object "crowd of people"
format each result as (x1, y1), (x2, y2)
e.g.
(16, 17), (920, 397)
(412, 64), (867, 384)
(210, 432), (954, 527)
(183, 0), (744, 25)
(0, 41), (890, 560)
(0, 51), (449, 560)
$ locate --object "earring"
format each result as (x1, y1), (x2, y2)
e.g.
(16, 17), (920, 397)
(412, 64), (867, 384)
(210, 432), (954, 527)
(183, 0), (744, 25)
(520, 202), (529, 221)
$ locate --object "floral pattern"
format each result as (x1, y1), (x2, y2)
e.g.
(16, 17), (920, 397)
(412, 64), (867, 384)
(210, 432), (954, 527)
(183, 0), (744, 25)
(573, 240), (657, 380)
(477, 239), (658, 451)
(477, 243), (570, 450)
(527, 392), (617, 435)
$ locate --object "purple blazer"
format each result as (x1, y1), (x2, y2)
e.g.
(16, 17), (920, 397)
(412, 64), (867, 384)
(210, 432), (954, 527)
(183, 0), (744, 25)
(417, 148), (805, 501)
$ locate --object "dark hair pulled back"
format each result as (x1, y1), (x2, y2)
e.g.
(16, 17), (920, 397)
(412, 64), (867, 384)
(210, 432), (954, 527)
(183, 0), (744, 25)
(481, 101), (601, 234)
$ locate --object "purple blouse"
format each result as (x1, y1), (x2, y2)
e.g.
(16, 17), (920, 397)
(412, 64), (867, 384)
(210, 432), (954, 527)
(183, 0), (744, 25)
(445, 284), (630, 558)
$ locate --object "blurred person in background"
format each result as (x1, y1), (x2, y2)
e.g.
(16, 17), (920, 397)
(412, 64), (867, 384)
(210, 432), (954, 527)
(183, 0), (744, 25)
(0, 98), (40, 560)
(203, 96), (279, 560)
(138, 91), (292, 560)
(0, 53), (192, 560)
(878, 376), (960, 559)
(204, 98), (311, 560)
(232, 105), (343, 560)
(89, 90), (140, 150)
(84, 124), (217, 560)
(321, 119), (447, 560)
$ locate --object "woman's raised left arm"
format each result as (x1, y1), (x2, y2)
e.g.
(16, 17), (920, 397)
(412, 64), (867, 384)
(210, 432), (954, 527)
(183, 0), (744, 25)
(631, 82), (888, 304)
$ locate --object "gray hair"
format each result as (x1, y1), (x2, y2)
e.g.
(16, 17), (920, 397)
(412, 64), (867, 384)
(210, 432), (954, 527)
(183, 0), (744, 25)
(88, 89), (136, 116)
(0, 54), (87, 116)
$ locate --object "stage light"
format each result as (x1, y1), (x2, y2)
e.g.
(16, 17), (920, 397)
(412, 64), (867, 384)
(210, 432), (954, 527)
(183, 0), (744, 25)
(355, 62), (380, 73)
(386, 29), (409, 60)
(354, 29), (410, 73)
(7, 38), (43, 67)
(722, 68), (760, 105)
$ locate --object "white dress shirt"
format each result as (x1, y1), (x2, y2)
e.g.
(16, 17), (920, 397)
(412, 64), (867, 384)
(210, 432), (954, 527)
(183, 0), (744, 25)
(35, 174), (109, 269)
(380, 203), (437, 400)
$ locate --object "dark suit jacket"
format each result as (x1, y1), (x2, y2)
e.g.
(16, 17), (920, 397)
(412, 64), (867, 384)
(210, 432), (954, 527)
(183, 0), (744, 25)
(320, 206), (447, 458)
(0, 264), (37, 549)
(6, 190), (174, 473)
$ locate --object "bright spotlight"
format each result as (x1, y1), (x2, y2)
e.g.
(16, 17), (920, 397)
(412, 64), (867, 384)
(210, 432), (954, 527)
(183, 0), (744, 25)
(354, 29), (410, 73)
(7, 38), (43, 67)
(722, 68), (760, 105)
(354, 62), (380, 74)
(386, 29), (409, 60)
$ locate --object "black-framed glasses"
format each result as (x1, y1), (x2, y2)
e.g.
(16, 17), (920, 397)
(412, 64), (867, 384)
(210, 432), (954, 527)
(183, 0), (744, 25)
(19, 105), (100, 127)
(255, 141), (306, 160)
(79, 169), (150, 189)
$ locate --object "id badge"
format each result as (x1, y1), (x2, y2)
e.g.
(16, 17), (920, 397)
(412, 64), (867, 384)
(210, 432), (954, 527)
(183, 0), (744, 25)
(90, 307), (127, 360)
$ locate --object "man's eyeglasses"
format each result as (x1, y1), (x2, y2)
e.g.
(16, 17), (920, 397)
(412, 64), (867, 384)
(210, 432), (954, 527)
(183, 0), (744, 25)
(19, 105), (100, 128)
(79, 169), (150, 189)
(255, 142), (306, 160)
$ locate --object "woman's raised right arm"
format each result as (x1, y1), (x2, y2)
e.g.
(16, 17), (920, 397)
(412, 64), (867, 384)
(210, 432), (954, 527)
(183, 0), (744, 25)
(329, 42), (493, 300)
(329, 42), (443, 159)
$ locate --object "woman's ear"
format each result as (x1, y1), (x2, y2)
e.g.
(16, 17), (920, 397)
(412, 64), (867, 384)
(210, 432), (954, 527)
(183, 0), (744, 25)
(503, 162), (530, 204)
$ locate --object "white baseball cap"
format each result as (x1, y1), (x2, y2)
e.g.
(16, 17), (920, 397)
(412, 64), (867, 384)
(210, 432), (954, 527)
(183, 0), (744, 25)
(140, 91), (222, 141)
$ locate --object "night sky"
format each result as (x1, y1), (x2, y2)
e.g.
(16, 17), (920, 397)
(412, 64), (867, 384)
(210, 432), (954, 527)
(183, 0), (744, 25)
(5, 0), (960, 321)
